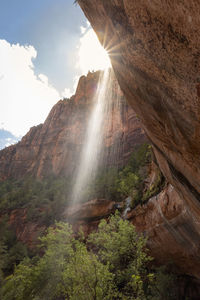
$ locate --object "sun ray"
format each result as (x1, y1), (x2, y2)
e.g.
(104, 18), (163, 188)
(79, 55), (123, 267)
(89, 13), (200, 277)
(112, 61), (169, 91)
(78, 28), (111, 74)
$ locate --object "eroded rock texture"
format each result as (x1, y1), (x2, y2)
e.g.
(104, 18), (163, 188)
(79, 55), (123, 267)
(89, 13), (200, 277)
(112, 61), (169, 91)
(0, 71), (146, 180)
(78, 0), (200, 279)
(129, 185), (200, 279)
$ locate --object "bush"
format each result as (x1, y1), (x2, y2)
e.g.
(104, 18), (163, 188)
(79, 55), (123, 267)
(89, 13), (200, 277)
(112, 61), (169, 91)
(88, 212), (154, 299)
(1, 222), (115, 300)
(1, 214), (177, 300)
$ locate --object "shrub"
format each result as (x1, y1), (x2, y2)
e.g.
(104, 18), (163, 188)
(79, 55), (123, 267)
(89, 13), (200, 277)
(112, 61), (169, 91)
(1, 214), (177, 300)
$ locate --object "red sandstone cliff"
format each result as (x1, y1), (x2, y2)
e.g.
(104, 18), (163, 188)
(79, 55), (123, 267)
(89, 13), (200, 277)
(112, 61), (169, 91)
(0, 70), (146, 180)
(77, 0), (200, 281)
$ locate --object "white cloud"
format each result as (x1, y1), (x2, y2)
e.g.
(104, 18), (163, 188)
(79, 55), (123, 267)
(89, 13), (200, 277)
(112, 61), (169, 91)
(61, 88), (73, 99)
(86, 20), (90, 27)
(72, 75), (80, 93)
(80, 26), (87, 34)
(62, 75), (80, 99)
(80, 21), (90, 35)
(0, 39), (61, 136)
(38, 74), (49, 85)
(5, 137), (18, 148)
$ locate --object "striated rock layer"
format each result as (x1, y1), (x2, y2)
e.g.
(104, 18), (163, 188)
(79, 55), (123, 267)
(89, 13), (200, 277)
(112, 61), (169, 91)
(0, 71), (146, 180)
(78, 0), (200, 279)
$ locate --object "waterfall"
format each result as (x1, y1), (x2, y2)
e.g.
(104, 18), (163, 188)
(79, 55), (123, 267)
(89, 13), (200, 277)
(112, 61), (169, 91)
(123, 196), (132, 219)
(71, 68), (118, 204)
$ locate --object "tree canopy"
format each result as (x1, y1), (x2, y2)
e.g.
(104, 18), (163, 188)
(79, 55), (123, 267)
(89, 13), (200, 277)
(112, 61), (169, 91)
(1, 213), (176, 300)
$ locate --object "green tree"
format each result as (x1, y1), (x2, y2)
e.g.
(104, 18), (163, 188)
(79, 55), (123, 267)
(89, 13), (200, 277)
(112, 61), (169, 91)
(1, 216), (176, 300)
(88, 212), (153, 299)
(1, 222), (115, 300)
(116, 170), (140, 199)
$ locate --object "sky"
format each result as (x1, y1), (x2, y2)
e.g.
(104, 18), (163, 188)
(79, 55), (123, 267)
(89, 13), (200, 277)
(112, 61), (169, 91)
(0, 0), (110, 149)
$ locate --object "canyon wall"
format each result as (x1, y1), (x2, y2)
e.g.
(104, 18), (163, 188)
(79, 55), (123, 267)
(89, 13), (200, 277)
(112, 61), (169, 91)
(2, 0), (200, 285)
(78, 0), (200, 279)
(0, 70), (146, 180)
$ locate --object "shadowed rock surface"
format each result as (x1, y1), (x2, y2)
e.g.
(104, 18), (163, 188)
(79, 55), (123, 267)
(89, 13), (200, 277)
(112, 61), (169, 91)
(78, 0), (200, 280)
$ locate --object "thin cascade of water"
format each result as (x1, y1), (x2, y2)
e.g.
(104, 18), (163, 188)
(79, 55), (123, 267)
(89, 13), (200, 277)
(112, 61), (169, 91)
(71, 69), (113, 204)
(123, 196), (132, 219)
(104, 81), (123, 167)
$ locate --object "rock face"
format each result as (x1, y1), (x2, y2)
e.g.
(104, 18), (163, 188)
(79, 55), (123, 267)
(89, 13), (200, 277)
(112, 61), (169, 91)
(78, 0), (200, 279)
(66, 187), (200, 285)
(63, 198), (116, 236)
(0, 71), (146, 180)
(6, 199), (116, 249)
(8, 208), (46, 249)
(129, 185), (200, 279)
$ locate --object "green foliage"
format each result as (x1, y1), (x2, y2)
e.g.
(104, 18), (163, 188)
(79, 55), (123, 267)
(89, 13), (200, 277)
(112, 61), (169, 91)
(115, 143), (152, 205)
(0, 216), (28, 276)
(0, 175), (76, 280)
(88, 212), (154, 299)
(1, 222), (115, 300)
(83, 167), (120, 201)
(0, 143), (156, 218)
(84, 143), (153, 206)
(142, 169), (165, 203)
(1, 214), (176, 300)
(0, 143), (169, 298)
(0, 176), (72, 224)
(116, 169), (140, 200)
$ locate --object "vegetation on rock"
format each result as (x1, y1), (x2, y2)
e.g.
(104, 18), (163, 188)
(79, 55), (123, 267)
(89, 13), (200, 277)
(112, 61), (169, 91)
(0, 213), (177, 300)
(84, 143), (164, 207)
(0, 216), (28, 279)
(0, 143), (164, 216)
(0, 142), (168, 297)
(0, 176), (72, 223)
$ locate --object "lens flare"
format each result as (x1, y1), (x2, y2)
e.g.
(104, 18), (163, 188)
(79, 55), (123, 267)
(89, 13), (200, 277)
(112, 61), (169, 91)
(78, 28), (111, 74)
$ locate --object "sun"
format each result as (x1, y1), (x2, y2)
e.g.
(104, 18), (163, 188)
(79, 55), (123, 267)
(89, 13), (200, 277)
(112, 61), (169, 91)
(78, 28), (111, 74)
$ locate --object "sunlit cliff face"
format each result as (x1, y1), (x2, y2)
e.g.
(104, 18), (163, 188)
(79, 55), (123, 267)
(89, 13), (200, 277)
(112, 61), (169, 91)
(78, 28), (111, 74)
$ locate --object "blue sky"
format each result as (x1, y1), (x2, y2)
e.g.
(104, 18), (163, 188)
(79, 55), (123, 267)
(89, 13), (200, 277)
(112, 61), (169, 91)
(0, 0), (110, 149)
(0, 0), (87, 148)
(0, 0), (87, 92)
